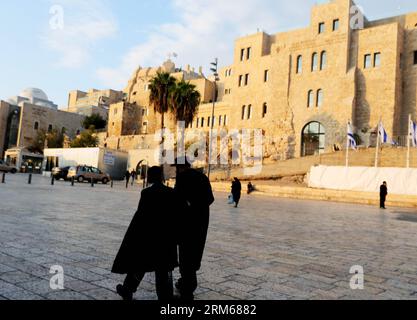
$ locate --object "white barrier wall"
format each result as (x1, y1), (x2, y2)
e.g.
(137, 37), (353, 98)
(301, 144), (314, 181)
(308, 166), (417, 196)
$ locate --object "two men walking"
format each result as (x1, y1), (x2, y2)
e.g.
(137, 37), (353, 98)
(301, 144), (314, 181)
(112, 158), (214, 301)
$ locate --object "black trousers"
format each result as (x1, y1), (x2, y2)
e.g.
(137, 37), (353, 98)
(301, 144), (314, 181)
(380, 195), (386, 208)
(177, 268), (198, 300)
(123, 271), (173, 301)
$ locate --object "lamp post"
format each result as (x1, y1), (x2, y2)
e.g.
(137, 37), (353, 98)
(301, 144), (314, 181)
(207, 58), (219, 180)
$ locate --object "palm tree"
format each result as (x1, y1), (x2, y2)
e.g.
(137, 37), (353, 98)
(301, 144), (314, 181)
(149, 72), (177, 130)
(170, 80), (201, 127)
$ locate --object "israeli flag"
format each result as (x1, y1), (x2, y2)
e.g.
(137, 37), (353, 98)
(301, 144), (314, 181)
(347, 123), (357, 150)
(410, 119), (417, 147)
(379, 122), (391, 144)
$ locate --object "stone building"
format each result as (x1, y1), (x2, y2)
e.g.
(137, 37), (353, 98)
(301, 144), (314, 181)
(0, 88), (85, 157)
(103, 0), (417, 163)
(67, 88), (124, 119)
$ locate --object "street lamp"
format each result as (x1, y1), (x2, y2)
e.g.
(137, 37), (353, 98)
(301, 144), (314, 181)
(207, 58), (219, 179)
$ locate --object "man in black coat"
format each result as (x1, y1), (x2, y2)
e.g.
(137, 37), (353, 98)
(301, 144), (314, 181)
(112, 166), (181, 301)
(231, 177), (242, 208)
(380, 181), (388, 209)
(173, 157), (215, 301)
(125, 170), (131, 189)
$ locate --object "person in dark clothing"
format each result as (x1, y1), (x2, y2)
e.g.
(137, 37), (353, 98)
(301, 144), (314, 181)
(125, 170), (131, 188)
(380, 181), (388, 209)
(130, 169), (137, 186)
(112, 166), (181, 301)
(172, 157), (215, 301)
(231, 177), (242, 208)
(247, 182), (255, 195)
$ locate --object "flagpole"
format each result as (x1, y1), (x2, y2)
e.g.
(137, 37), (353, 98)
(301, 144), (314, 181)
(407, 114), (411, 168)
(346, 122), (350, 167)
(375, 119), (381, 168)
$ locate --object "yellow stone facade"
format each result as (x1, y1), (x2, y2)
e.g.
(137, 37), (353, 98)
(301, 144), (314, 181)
(104, 0), (417, 161)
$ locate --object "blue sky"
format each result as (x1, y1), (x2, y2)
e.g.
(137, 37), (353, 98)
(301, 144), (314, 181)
(1, 0), (417, 108)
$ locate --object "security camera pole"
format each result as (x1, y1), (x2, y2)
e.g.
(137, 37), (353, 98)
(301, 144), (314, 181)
(208, 58), (219, 180)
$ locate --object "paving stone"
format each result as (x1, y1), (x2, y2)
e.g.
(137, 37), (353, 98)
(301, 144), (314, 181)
(3, 174), (417, 300)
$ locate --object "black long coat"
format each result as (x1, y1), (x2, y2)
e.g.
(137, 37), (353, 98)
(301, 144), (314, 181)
(175, 169), (215, 271)
(112, 183), (181, 274)
(231, 180), (242, 202)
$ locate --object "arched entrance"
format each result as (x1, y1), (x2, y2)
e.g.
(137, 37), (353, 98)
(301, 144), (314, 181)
(301, 122), (325, 157)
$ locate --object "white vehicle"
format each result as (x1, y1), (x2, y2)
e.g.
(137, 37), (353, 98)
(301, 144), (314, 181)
(0, 160), (18, 174)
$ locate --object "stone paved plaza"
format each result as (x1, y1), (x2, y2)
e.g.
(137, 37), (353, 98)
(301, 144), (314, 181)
(1, 174), (417, 300)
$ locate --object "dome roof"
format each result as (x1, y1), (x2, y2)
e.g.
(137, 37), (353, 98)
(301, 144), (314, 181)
(19, 88), (49, 101)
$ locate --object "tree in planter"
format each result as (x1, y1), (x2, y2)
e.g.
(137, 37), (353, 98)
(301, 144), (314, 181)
(70, 129), (98, 148)
(82, 113), (107, 130)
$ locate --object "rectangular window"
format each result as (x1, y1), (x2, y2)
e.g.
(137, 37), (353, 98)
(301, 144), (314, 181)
(239, 75), (243, 87)
(364, 54), (372, 69)
(224, 115), (228, 126)
(333, 19), (339, 31)
(219, 115), (222, 126)
(264, 70), (269, 82)
(196, 118), (199, 128)
(319, 22), (325, 34)
(262, 103), (268, 118)
(207, 117), (211, 127)
(374, 52), (381, 67)
(241, 106), (246, 120)
(247, 105), (252, 119)
(201, 118), (205, 127)
(244, 74), (249, 86)
(240, 49), (245, 61)
(414, 51), (417, 65)
(247, 47), (252, 60)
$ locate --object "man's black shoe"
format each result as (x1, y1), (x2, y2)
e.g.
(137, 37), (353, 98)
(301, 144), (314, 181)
(116, 284), (133, 301)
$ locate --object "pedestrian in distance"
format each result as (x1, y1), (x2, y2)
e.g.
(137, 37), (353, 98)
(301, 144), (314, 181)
(172, 157), (215, 301)
(247, 182), (255, 195)
(112, 166), (183, 301)
(231, 177), (242, 208)
(131, 169), (137, 186)
(380, 181), (388, 209)
(125, 170), (131, 188)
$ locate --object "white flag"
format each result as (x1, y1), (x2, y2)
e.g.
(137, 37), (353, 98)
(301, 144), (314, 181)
(410, 119), (417, 147)
(347, 123), (357, 150)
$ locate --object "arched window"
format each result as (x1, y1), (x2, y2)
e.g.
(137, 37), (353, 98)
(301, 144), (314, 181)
(317, 89), (323, 107)
(201, 118), (205, 127)
(296, 55), (302, 74)
(320, 51), (327, 70)
(34, 122), (39, 130)
(307, 90), (314, 108)
(241, 105), (246, 120)
(302, 122), (326, 157)
(312, 52), (318, 71)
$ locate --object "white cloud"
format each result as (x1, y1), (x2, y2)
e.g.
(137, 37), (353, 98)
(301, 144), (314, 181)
(42, 0), (117, 68)
(96, 0), (313, 89)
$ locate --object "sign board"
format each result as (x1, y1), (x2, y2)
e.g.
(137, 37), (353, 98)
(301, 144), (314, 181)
(103, 152), (116, 166)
